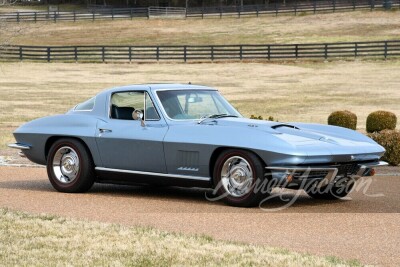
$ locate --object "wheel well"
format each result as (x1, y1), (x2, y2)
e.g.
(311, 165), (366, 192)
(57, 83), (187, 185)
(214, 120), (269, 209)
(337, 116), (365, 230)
(45, 136), (93, 162)
(208, 147), (267, 180)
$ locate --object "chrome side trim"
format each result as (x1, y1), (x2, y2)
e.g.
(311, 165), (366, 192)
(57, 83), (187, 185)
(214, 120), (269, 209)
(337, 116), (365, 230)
(8, 143), (31, 150)
(95, 167), (211, 181)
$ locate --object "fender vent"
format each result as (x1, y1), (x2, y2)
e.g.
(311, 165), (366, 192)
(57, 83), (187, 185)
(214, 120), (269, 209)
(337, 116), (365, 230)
(177, 150), (199, 171)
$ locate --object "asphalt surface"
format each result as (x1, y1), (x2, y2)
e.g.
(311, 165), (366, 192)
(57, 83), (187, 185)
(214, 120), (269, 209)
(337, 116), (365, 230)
(0, 166), (399, 266)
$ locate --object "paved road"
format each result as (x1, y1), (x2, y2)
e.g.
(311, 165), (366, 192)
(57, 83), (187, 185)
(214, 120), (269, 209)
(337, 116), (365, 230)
(0, 166), (399, 266)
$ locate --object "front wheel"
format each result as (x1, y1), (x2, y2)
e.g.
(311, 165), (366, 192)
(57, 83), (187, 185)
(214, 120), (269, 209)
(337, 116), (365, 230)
(213, 149), (268, 207)
(47, 138), (95, 193)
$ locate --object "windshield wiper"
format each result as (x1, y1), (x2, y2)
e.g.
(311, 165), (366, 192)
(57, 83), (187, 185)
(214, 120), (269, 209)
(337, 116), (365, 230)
(198, 114), (238, 124)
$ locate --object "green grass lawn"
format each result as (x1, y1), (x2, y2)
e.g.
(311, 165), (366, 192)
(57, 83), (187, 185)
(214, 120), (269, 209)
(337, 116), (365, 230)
(0, 208), (362, 266)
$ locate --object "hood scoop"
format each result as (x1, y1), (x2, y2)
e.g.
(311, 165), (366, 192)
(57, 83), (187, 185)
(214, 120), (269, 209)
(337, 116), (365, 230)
(271, 124), (300, 130)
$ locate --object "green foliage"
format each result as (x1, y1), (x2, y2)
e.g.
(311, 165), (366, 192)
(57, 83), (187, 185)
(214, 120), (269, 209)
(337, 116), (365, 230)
(366, 110), (397, 133)
(250, 115), (276, 121)
(250, 115), (263, 120)
(327, 110), (357, 130)
(368, 130), (400, 166)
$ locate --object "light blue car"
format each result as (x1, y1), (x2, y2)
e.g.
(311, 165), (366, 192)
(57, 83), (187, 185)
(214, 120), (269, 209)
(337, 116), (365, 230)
(9, 84), (387, 207)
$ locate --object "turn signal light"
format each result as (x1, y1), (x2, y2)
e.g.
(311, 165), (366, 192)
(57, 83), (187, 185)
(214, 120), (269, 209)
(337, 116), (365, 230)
(370, 168), (376, 176)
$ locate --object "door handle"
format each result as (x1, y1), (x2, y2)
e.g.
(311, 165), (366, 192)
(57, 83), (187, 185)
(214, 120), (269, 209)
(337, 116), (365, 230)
(99, 128), (112, 133)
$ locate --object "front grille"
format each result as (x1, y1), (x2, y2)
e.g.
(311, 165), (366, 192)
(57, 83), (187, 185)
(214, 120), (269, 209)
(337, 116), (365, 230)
(336, 163), (360, 176)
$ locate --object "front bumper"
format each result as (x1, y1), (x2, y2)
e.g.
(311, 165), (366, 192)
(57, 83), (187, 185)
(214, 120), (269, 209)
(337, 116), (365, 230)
(8, 143), (31, 158)
(266, 161), (388, 188)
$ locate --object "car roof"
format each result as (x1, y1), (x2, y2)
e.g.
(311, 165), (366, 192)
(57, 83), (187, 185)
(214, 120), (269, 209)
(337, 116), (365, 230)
(97, 83), (216, 97)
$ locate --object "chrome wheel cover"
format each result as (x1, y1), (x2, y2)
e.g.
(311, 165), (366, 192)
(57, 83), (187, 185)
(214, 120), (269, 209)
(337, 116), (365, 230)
(52, 146), (80, 184)
(221, 156), (254, 197)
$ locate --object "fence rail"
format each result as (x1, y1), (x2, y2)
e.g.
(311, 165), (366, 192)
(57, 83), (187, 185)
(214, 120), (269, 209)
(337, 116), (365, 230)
(1, 41), (399, 62)
(1, 0), (399, 22)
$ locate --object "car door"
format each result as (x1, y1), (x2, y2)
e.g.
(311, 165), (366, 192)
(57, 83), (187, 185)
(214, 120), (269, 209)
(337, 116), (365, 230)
(95, 90), (168, 173)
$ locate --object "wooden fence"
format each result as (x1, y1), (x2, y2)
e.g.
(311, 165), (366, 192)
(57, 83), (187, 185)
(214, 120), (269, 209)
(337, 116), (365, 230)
(0, 0), (399, 22)
(1, 41), (399, 62)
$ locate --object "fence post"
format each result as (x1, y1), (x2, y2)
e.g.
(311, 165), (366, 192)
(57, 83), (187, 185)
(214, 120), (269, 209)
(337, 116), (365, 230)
(238, 8), (241, 18)
(34, 12), (37, 23)
(324, 44), (328, 60)
(384, 41), (388, 59)
(47, 47), (51, 62)
(333, 0), (336, 12)
(54, 11), (57, 23)
(73, 10), (76, 22)
(256, 5), (259, 17)
(19, 47), (23, 61)
(112, 8), (114, 20)
(220, 7), (222, 19)
(295, 44), (298, 59)
(129, 46), (132, 62)
(17, 12), (19, 23)
(202, 8), (204, 19)
(74, 47), (78, 62)
(354, 43), (358, 58)
(183, 46), (187, 62)
(156, 46), (159, 61)
(313, 0), (317, 14)
(130, 8), (133, 20)
(102, 47), (105, 62)
(147, 7), (150, 19)
(267, 45), (271, 60)
(92, 11), (95, 21)
(353, 0), (356, 10)
(294, 0), (298, 15)
(239, 45), (243, 60)
(275, 3), (278, 16)
(211, 46), (214, 61)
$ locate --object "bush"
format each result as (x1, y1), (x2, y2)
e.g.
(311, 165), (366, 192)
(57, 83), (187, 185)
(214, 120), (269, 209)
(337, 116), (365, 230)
(366, 111), (397, 133)
(250, 115), (276, 121)
(250, 115), (263, 120)
(327, 110), (357, 130)
(368, 130), (400, 166)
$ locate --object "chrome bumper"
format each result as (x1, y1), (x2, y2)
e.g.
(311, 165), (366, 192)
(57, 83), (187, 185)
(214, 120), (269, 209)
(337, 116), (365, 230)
(8, 143), (31, 158)
(266, 161), (388, 188)
(8, 143), (31, 150)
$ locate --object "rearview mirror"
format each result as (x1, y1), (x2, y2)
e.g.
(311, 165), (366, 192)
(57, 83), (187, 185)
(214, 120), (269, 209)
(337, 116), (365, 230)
(188, 96), (203, 103)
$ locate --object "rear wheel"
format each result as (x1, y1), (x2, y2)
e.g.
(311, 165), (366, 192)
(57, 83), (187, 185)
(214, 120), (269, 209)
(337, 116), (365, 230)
(305, 177), (356, 200)
(213, 149), (268, 207)
(47, 138), (95, 193)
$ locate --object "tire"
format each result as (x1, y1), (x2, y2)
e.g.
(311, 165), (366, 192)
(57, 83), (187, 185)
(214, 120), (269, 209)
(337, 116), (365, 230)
(213, 149), (268, 207)
(47, 138), (95, 193)
(305, 177), (355, 200)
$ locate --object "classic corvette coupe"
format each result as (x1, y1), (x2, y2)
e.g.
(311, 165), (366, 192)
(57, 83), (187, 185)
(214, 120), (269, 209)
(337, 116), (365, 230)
(9, 84), (387, 207)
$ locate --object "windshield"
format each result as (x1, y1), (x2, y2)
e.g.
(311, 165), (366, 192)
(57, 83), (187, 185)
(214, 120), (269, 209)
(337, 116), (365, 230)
(156, 90), (241, 120)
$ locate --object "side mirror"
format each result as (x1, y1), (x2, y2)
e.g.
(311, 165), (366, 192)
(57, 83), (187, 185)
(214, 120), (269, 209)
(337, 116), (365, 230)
(132, 110), (146, 127)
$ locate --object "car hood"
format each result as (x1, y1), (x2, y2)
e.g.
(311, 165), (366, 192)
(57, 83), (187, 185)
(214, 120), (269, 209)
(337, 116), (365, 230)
(209, 117), (385, 162)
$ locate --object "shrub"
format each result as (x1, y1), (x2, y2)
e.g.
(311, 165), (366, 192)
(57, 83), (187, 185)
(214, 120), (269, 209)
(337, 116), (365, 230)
(366, 111), (397, 133)
(368, 130), (400, 166)
(327, 110), (357, 130)
(250, 115), (276, 121)
(250, 115), (263, 120)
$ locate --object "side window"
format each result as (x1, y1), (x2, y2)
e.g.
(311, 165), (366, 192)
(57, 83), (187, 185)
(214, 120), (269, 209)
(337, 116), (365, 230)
(110, 91), (159, 121)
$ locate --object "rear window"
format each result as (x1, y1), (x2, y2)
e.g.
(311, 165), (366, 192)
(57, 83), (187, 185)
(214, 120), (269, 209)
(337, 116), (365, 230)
(75, 97), (95, 111)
